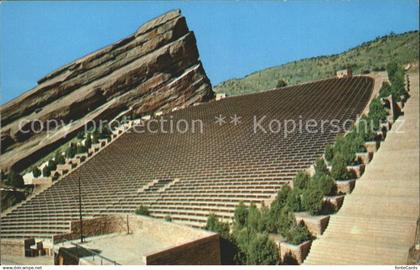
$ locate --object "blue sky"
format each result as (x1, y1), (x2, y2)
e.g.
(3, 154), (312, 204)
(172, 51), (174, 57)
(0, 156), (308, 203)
(1, 0), (418, 104)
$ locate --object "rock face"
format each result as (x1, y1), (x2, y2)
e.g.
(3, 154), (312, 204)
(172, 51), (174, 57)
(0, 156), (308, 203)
(0, 10), (213, 173)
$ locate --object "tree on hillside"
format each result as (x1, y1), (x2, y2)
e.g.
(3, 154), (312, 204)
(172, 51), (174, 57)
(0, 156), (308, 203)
(32, 167), (41, 178)
(206, 214), (230, 239)
(42, 166), (51, 177)
(135, 205), (150, 216)
(66, 143), (77, 159)
(293, 171), (310, 190)
(55, 152), (66, 165)
(234, 202), (249, 228)
(85, 135), (92, 149)
(6, 171), (24, 188)
(276, 79), (287, 88)
(246, 233), (279, 265)
(247, 204), (262, 232)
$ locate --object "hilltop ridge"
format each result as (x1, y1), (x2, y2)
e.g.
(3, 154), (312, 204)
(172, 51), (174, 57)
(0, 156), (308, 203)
(215, 31), (419, 96)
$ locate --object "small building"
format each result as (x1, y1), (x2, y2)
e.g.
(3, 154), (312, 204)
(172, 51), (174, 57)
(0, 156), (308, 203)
(336, 68), (352, 78)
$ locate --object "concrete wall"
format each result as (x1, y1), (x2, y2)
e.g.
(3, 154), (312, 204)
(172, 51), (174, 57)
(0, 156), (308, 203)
(145, 234), (221, 265)
(52, 215), (221, 265)
(0, 239), (28, 256)
(53, 216), (125, 243)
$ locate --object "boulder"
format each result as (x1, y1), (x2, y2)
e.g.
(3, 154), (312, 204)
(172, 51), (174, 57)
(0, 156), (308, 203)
(0, 10), (213, 173)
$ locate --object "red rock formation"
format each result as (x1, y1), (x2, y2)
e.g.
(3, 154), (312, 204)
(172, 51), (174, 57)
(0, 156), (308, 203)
(0, 9), (213, 173)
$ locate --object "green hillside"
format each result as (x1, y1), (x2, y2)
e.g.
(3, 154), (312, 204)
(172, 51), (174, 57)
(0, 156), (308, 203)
(215, 31), (419, 96)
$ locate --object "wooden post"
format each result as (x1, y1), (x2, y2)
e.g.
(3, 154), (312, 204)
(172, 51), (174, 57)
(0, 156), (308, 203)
(126, 215), (129, 234)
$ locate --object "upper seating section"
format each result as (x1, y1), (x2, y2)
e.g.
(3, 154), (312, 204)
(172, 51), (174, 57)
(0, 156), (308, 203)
(1, 76), (373, 238)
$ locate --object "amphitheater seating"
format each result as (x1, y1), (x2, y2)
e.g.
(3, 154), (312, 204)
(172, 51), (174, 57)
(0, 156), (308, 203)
(0, 76), (373, 239)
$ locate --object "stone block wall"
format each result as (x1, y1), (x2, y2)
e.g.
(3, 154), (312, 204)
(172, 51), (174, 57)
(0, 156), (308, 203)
(53, 216), (124, 243)
(0, 239), (26, 256)
(145, 234), (221, 265)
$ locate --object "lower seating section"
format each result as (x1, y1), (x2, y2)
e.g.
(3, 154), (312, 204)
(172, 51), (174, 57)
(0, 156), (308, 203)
(1, 76), (373, 238)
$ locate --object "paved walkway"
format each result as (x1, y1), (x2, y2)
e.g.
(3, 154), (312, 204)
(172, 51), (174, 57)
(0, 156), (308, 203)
(305, 71), (419, 265)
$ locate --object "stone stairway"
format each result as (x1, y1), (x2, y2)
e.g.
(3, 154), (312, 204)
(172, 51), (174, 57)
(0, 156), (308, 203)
(305, 72), (419, 265)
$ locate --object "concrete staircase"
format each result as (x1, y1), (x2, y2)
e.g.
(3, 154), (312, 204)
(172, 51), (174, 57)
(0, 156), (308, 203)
(305, 72), (419, 265)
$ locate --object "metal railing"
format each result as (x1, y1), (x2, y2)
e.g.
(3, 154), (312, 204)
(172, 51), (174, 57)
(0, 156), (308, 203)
(71, 242), (120, 265)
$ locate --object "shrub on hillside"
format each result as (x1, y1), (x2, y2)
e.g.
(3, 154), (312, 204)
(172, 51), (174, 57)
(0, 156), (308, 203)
(206, 214), (230, 239)
(234, 202), (249, 228)
(331, 154), (353, 180)
(77, 131), (85, 140)
(286, 189), (303, 212)
(6, 171), (24, 188)
(52, 172), (60, 181)
(85, 135), (92, 149)
(392, 79), (407, 101)
(277, 207), (296, 236)
(32, 167), (41, 178)
(55, 151), (66, 165)
(372, 66), (385, 72)
(257, 205), (271, 233)
(314, 158), (330, 178)
(66, 143), (77, 159)
(379, 81), (393, 98)
(135, 205), (150, 216)
(355, 116), (376, 142)
(352, 134), (367, 153)
(47, 159), (57, 171)
(324, 144), (334, 162)
(310, 174), (335, 196)
(92, 132), (100, 144)
(42, 166), (51, 177)
(293, 171), (310, 190)
(267, 186), (291, 232)
(270, 186), (290, 211)
(333, 135), (357, 165)
(276, 79), (287, 88)
(368, 98), (388, 130)
(387, 62), (400, 79)
(206, 214), (240, 265)
(76, 144), (87, 154)
(301, 187), (324, 215)
(164, 215), (172, 222)
(246, 233), (279, 265)
(346, 130), (368, 154)
(99, 123), (112, 139)
(385, 62), (408, 101)
(286, 223), (312, 245)
(233, 227), (252, 264)
(247, 204), (262, 232)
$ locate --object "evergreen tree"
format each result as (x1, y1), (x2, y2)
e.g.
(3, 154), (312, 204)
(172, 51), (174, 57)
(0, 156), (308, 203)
(293, 171), (310, 190)
(6, 171), (24, 188)
(331, 154), (352, 180)
(301, 187), (324, 215)
(42, 166), (51, 177)
(246, 233), (279, 265)
(234, 202), (249, 228)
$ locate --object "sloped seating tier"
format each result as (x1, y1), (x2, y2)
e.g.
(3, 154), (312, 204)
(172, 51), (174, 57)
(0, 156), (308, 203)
(1, 76), (373, 239)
